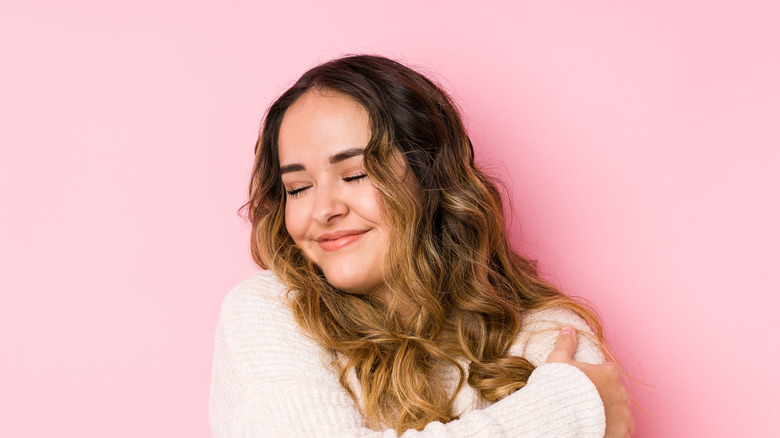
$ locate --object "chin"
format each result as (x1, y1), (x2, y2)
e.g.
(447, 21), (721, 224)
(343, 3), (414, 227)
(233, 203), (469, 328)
(324, 273), (383, 296)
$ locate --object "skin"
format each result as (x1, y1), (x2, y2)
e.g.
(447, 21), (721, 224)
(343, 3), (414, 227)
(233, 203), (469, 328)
(278, 89), (391, 299)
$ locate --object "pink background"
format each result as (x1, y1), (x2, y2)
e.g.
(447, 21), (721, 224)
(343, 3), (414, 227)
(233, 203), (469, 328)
(2, 1), (778, 436)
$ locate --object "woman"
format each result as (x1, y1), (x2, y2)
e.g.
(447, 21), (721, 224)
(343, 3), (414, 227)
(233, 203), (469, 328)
(210, 55), (634, 437)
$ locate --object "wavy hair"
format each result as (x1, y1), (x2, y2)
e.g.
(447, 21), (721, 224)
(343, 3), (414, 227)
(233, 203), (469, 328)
(244, 55), (609, 433)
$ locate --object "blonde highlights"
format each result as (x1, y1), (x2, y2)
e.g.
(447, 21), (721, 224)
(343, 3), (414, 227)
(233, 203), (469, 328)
(244, 55), (608, 433)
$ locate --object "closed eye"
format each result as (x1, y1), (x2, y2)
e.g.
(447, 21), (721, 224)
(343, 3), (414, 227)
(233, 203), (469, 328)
(285, 173), (366, 198)
(344, 173), (367, 183)
(286, 186), (310, 198)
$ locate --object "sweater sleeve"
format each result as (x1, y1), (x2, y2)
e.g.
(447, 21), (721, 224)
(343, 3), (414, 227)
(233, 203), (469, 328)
(209, 272), (605, 438)
(509, 307), (607, 367)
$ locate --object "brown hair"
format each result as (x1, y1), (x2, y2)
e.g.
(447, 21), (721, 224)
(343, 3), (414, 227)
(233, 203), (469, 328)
(244, 55), (608, 433)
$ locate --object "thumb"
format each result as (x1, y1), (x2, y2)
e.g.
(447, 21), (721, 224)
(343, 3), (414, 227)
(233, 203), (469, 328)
(545, 325), (578, 364)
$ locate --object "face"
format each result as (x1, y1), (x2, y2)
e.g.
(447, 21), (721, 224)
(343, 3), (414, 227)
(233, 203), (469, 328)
(278, 89), (389, 295)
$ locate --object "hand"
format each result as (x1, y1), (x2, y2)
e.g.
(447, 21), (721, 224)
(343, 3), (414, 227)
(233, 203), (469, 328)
(546, 326), (635, 438)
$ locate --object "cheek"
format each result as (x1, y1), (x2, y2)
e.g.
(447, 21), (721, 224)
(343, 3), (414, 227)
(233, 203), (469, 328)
(353, 185), (385, 224)
(284, 202), (305, 241)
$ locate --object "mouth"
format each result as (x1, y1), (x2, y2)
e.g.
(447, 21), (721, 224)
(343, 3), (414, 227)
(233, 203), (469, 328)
(316, 229), (369, 252)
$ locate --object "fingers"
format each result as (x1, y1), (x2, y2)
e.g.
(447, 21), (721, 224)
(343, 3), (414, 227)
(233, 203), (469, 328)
(545, 325), (578, 364)
(605, 404), (635, 438)
(588, 363), (633, 438)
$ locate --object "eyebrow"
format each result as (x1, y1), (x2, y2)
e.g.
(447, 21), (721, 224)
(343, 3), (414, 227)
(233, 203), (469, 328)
(279, 147), (365, 175)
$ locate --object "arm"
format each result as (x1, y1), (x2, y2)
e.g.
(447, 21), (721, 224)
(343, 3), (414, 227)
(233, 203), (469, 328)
(209, 272), (605, 438)
(514, 307), (634, 437)
(546, 326), (635, 438)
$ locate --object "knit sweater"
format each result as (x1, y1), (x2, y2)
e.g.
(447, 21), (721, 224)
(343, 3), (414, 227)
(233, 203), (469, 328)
(209, 270), (607, 437)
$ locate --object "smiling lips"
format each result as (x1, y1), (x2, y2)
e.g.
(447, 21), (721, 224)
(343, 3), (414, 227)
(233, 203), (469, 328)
(317, 230), (369, 252)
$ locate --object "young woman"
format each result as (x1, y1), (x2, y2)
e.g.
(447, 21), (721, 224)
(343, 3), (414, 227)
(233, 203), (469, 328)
(210, 55), (634, 437)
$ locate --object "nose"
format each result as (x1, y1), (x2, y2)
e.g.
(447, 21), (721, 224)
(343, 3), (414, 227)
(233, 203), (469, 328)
(311, 184), (348, 224)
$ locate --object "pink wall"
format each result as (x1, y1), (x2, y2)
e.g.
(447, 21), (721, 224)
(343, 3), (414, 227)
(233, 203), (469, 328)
(2, 1), (778, 436)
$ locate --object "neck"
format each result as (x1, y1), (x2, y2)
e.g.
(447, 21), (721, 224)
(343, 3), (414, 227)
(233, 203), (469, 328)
(372, 286), (418, 327)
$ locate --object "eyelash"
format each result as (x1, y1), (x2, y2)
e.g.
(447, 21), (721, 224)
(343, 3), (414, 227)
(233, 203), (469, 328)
(285, 173), (368, 198)
(343, 172), (368, 183)
(285, 187), (308, 198)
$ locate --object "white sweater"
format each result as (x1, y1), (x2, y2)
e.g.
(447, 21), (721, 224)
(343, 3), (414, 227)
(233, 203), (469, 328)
(209, 270), (606, 437)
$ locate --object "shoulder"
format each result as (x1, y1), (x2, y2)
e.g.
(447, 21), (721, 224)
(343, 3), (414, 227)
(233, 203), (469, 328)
(217, 270), (303, 337)
(215, 271), (324, 375)
(217, 271), (296, 345)
(220, 269), (289, 315)
(210, 273), (368, 436)
(509, 307), (605, 367)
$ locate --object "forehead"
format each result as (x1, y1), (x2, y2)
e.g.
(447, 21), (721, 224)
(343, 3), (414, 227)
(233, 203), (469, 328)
(277, 90), (371, 164)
